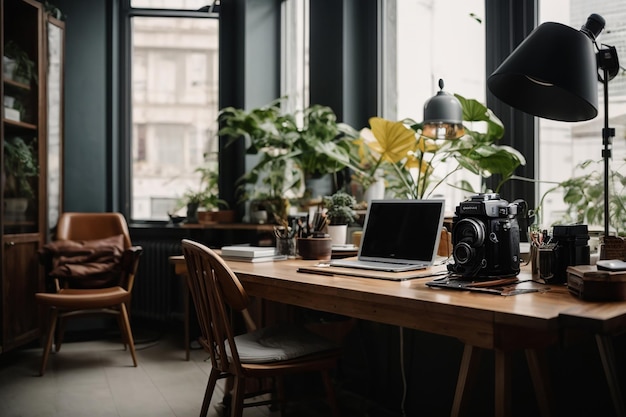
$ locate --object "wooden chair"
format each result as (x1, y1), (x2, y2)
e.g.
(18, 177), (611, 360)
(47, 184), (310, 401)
(181, 239), (342, 417)
(35, 212), (143, 376)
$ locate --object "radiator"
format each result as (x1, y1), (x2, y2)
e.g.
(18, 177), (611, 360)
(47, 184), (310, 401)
(131, 239), (183, 322)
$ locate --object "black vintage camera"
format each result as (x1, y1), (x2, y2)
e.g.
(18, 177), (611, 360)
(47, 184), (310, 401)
(448, 193), (526, 278)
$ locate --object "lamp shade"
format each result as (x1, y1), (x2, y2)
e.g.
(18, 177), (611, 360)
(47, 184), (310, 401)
(422, 79), (465, 139)
(487, 22), (598, 122)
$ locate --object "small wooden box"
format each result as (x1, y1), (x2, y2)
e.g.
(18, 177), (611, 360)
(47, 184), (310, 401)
(567, 265), (626, 301)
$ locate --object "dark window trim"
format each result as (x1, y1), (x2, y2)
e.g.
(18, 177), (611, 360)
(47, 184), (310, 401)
(118, 0), (540, 225)
(118, 0), (218, 224)
(485, 0), (538, 212)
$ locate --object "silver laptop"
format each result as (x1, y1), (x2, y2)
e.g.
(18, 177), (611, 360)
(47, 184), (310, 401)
(330, 199), (445, 272)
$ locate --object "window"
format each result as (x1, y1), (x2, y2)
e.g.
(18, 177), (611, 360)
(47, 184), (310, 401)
(538, 0), (626, 232)
(381, 0), (486, 212)
(281, 0), (309, 115)
(126, 1), (219, 221)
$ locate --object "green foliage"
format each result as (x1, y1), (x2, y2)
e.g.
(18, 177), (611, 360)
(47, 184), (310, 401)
(3, 137), (38, 199)
(218, 98), (360, 200)
(323, 191), (357, 225)
(537, 159), (626, 236)
(3, 40), (37, 84)
(378, 94), (525, 199)
(182, 157), (228, 210)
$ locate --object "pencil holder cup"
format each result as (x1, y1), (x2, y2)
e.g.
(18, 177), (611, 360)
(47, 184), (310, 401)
(297, 237), (332, 261)
(276, 236), (296, 258)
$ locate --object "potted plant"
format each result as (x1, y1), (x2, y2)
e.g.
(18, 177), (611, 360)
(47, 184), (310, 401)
(350, 95), (525, 201)
(181, 162), (229, 224)
(3, 40), (37, 85)
(3, 136), (38, 215)
(534, 158), (626, 237)
(323, 191), (357, 245)
(218, 98), (362, 223)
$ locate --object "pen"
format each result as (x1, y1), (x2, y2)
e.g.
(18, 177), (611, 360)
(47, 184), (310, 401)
(297, 268), (335, 276)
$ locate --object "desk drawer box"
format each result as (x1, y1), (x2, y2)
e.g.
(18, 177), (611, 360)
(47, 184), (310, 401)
(567, 265), (626, 301)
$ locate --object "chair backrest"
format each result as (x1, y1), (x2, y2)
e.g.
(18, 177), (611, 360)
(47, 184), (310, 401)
(51, 212), (138, 290)
(56, 212), (132, 249)
(182, 239), (251, 375)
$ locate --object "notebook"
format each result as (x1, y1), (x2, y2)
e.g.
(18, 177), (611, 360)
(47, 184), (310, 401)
(329, 199), (446, 272)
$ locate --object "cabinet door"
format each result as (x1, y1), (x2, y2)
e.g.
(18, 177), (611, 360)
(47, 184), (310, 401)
(2, 0), (44, 236)
(1, 235), (42, 353)
(1, 0), (46, 353)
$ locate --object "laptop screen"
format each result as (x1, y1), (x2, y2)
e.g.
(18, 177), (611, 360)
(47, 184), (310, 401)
(358, 199), (445, 264)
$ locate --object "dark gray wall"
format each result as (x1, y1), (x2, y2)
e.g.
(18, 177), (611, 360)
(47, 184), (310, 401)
(56, 0), (112, 212)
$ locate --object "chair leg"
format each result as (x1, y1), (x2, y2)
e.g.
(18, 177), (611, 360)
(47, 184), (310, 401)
(116, 311), (129, 350)
(200, 368), (221, 417)
(118, 303), (137, 367)
(40, 309), (59, 376)
(230, 376), (245, 417)
(275, 376), (286, 415)
(321, 369), (341, 417)
(55, 316), (67, 352)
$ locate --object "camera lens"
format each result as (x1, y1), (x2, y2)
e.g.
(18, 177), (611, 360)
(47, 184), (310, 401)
(453, 241), (473, 265)
(453, 218), (485, 247)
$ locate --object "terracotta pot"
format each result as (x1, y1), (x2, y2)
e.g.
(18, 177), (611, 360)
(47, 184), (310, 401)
(297, 237), (332, 261)
(212, 209), (235, 223)
(197, 211), (215, 225)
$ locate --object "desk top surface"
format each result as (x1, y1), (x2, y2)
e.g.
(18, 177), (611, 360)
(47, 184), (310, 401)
(170, 255), (626, 349)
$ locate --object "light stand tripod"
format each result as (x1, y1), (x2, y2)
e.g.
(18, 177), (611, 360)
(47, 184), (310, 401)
(596, 45), (619, 237)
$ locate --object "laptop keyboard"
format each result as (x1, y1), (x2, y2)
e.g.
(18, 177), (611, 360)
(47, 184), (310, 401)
(330, 259), (428, 272)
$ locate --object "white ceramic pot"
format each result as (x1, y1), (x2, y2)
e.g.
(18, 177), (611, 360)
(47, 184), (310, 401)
(327, 224), (348, 246)
(364, 177), (385, 204)
(4, 197), (28, 214)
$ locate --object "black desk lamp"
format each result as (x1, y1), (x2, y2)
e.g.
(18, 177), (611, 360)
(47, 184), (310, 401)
(422, 79), (465, 139)
(488, 14), (620, 237)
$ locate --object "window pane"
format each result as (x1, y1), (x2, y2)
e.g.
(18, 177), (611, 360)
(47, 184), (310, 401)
(383, 0), (485, 211)
(131, 0), (211, 10)
(281, 0), (309, 114)
(131, 16), (219, 220)
(538, 1), (626, 232)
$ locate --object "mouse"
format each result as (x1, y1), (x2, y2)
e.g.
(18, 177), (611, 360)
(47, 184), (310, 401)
(596, 259), (626, 271)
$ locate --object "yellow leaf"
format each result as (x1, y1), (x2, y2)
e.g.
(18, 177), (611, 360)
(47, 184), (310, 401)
(368, 117), (415, 163)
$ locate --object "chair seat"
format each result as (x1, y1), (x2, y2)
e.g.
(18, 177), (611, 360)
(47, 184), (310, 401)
(35, 287), (130, 310)
(229, 324), (339, 364)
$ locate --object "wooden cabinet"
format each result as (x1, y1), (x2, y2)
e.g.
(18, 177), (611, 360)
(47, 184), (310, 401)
(1, 0), (63, 353)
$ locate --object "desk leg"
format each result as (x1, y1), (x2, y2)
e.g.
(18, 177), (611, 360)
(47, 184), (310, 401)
(596, 334), (625, 417)
(525, 349), (554, 417)
(494, 349), (512, 417)
(183, 280), (190, 361)
(451, 344), (481, 417)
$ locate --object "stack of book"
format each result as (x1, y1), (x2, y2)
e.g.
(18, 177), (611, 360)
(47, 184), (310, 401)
(220, 245), (287, 263)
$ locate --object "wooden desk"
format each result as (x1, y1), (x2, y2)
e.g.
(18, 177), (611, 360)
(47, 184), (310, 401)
(170, 256), (626, 417)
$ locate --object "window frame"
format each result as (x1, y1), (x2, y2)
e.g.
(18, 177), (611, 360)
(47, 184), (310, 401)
(116, 0), (539, 224)
(118, 1), (219, 223)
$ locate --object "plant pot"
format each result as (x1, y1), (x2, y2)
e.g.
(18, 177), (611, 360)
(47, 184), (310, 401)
(250, 209), (268, 224)
(197, 211), (215, 225)
(2, 56), (16, 79)
(327, 224), (348, 246)
(186, 202), (199, 224)
(4, 197), (28, 214)
(305, 175), (333, 200)
(297, 237), (332, 260)
(213, 209), (235, 223)
(364, 177), (385, 203)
